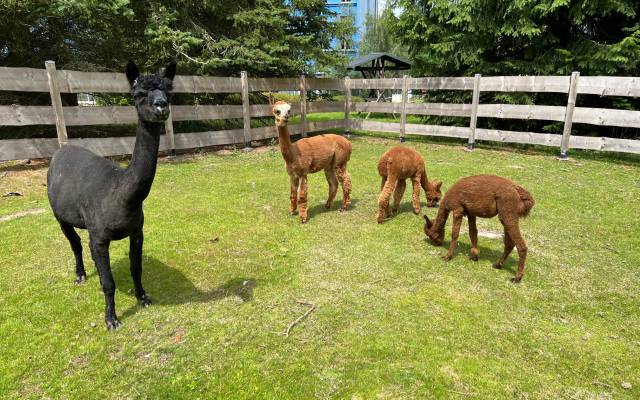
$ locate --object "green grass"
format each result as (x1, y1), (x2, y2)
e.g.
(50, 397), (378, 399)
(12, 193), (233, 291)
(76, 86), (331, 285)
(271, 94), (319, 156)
(1, 137), (639, 399)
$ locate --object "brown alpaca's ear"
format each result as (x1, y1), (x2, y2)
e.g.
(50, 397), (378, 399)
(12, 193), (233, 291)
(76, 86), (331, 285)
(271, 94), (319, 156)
(434, 181), (442, 191)
(424, 214), (433, 229)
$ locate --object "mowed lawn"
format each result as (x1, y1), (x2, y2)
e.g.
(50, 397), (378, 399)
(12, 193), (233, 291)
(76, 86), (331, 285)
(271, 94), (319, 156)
(1, 136), (639, 399)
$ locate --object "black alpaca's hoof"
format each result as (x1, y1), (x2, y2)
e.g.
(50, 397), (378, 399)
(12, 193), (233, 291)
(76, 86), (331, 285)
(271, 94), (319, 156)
(139, 294), (152, 307)
(492, 263), (503, 270)
(105, 318), (121, 330)
(75, 274), (87, 285)
(511, 276), (522, 283)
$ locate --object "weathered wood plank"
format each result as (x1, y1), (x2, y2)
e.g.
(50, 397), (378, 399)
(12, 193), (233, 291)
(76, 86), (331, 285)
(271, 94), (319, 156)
(349, 78), (403, 90)
(240, 71), (251, 146)
(407, 77), (475, 91)
(477, 104), (567, 121)
(174, 129), (245, 150)
(572, 107), (640, 128)
(344, 77), (351, 133)
(0, 138), (60, 161)
(560, 71), (580, 156)
(0, 67), (50, 92)
(400, 75), (408, 139)
(300, 75), (307, 137)
(479, 76), (570, 93)
(475, 129), (562, 147)
(353, 101), (473, 117)
(247, 78), (299, 91)
(172, 105), (244, 121)
(305, 78), (344, 91)
(62, 106), (137, 125)
(0, 105), (56, 125)
(45, 61), (68, 146)
(468, 74), (481, 147)
(307, 101), (343, 113)
(577, 76), (640, 97)
(351, 119), (470, 138)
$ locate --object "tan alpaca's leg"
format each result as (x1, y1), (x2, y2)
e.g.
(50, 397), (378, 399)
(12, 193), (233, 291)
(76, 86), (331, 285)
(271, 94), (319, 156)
(411, 173), (421, 214)
(493, 228), (514, 270)
(468, 215), (479, 261)
(324, 168), (339, 210)
(297, 175), (308, 223)
(392, 179), (406, 214)
(336, 166), (352, 211)
(289, 175), (300, 215)
(504, 222), (527, 283)
(377, 175), (397, 223)
(443, 211), (464, 260)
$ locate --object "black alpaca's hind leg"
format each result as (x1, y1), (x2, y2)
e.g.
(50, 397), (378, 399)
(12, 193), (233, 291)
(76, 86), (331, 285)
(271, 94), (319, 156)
(58, 221), (86, 284)
(129, 229), (151, 307)
(89, 237), (120, 330)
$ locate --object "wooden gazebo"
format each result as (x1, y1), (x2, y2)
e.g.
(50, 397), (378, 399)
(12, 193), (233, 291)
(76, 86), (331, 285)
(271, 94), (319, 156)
(347, 53), (411, 101)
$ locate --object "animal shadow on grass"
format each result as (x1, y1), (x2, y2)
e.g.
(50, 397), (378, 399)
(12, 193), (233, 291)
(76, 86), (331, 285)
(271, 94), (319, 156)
(305, 198), (359, 221)
(111, 256), (256, 320)
(434, 240), (518, 277)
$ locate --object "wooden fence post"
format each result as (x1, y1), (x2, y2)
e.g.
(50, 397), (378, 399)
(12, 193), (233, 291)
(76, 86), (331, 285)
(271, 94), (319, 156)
(560, 71), (580, 159)
(300, 74), (307, 138)
(165, 105), (176, 157)
(399, 75), (409, 142)
(45, 61), (68, 148)
(344, 76), (351, 137)
(467, 73), (481, 150)
(240, 71), (252, 150)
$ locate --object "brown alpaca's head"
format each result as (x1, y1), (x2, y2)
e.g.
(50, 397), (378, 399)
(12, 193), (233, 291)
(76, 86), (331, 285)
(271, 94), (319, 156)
(425, 180), (443, 207)
(423, 214), (444, 246)
(272, 101), (292, 127)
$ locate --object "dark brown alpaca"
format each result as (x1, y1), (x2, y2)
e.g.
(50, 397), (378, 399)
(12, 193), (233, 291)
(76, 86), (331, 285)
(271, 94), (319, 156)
(377, 146), (441, 223)
(272, 101), (352, 223)
(423, 175), (535, 282)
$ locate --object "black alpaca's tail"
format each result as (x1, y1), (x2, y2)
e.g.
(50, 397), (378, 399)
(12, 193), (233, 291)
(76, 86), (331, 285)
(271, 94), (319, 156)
(515, 185), (535, 217)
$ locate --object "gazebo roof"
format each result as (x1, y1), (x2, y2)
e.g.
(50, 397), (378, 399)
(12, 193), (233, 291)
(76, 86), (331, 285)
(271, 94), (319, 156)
(346, 52), (411, 71)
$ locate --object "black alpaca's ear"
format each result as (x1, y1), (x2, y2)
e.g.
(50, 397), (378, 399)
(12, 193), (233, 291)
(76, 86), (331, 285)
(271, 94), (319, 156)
(126, 60), (140, 87)
(164, 61), (177, 81)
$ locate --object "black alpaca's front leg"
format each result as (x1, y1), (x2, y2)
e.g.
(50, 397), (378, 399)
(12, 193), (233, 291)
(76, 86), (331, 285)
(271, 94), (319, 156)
(129, 229), (151, 307)
(89, 237), (120, 330)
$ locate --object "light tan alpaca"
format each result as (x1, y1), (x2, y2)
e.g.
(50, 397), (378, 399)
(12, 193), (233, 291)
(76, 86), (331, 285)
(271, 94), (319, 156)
(377, 145), (442, 223)
(272, 101), (352, 223)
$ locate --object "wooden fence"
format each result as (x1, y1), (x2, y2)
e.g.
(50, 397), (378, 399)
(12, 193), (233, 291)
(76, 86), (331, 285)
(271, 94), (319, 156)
(1, 62), (639, 161)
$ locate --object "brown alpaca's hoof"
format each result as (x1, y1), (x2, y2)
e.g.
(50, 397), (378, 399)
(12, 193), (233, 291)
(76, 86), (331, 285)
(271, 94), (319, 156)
(469, 248), (480, 261)
(300, 217), (307, 224)
(492, 263), (503, 269)
(442, 254), (453, 261)
(413, 208), (420, 215)
(290, 210), (298, 216)
(511, 276), (522, 283)
(325, 202), (333, 210)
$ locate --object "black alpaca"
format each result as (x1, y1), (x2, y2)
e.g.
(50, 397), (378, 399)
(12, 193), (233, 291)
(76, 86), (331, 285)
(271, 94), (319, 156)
(47, 61), (176, 330)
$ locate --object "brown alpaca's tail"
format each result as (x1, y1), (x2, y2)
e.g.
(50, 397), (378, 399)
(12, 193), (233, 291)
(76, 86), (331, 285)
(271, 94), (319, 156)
(515, 185), (535, 217)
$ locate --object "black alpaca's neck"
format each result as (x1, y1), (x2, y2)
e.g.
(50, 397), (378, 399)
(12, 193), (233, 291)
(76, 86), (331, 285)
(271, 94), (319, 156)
(122, 120), (163, 204)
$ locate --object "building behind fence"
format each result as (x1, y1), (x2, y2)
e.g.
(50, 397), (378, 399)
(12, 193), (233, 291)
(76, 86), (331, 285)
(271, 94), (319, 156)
(0, 61), (639, 162)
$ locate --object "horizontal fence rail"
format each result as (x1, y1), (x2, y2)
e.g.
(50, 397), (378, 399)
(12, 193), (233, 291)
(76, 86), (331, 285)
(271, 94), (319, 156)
(0, 63), (639, 161)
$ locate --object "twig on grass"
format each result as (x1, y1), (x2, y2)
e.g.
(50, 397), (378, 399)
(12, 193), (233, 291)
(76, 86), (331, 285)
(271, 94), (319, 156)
(445, 389), (476, 396)
(592, 380), (613, 389)
(282, 299), (316, 338)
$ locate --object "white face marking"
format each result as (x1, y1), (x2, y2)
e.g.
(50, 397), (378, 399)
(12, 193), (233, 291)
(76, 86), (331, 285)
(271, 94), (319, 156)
(274, 103), (291, 115)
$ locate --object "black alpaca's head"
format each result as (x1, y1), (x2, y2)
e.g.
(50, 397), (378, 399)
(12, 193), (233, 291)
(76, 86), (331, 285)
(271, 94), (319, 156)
(126, 61), (176, 124)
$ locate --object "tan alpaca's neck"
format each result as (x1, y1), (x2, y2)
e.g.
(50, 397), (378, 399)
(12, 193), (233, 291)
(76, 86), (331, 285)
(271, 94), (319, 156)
(277, 124), (295, 163)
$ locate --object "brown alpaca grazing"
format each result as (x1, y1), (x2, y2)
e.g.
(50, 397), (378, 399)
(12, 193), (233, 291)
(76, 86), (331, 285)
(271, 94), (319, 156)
(272, 101), (352, 223)
(423, 175), (535, 282)
(376, 146), (442, 223)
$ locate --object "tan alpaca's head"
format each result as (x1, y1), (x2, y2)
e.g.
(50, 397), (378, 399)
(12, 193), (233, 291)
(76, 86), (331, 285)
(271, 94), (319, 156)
(426, 180), (443, 207)
(272, 101), (292, 127)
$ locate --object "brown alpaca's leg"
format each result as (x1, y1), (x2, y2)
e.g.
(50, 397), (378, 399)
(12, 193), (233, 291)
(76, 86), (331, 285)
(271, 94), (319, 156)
(377, 175), (397, 223)
(289, 175), (299, 215)
(324, 168), (338, 210)
(336, 166), (352, 211)
(297, 175), (308, 223)
(392, 179), (406, 215)
(380, 176), (387, 191)
(504, 223), (527, 283)
(468, 215), (479, 261)
(443, 211), (464, 260)
(411, 173), (421, 214)
(493, 228), (514, 270)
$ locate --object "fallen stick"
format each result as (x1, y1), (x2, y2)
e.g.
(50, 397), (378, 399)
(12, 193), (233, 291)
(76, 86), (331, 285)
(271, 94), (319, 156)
(283, 299), (316, 337)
